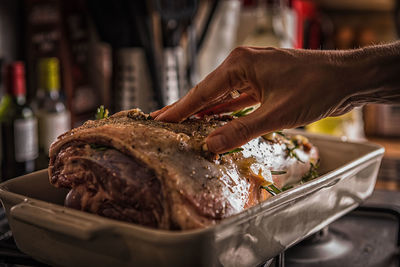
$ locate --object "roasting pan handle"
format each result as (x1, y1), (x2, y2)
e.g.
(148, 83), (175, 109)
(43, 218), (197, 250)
(10, 202), (112, 240)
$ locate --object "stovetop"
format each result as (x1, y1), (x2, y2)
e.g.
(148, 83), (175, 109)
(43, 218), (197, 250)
(266, 190), (400, 267)
(1, 190), (400, 267)
(285, 206), (400, 266)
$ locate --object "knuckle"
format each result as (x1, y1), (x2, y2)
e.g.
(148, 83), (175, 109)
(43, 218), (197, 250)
(198, 93), (210, 106)
(224, 47), (254, 88)
(227, 46), (252, 65)
(189, 83), (202, 98)
(194, 84), (210, 105)
(189, 83), (212, 109)
(232, 46), (252, 56)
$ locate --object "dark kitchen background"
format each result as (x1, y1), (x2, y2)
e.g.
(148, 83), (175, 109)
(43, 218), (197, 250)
(0, 0), (400, 266)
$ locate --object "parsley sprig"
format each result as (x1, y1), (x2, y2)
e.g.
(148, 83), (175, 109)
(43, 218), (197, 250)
(95, 105), (109, 120)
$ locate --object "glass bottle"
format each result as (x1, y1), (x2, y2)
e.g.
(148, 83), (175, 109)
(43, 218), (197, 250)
(0, 62), (38, 180)
(36, 58), (70, 168)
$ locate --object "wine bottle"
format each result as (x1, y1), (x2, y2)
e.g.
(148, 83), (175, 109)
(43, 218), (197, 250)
(0, 62), (38, 180)
(36, 57), (70, 168)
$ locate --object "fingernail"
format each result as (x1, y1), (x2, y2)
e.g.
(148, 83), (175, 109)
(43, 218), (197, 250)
(150, 110), (161, 117)
(206, 135), (227, 153)
(154, 112), (166, 121)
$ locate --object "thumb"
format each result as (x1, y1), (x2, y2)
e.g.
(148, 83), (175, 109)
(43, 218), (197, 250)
(205, 108), (274, 153)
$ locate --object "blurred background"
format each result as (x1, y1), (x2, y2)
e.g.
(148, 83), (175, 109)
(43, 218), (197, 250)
(0, 0), (399, 187)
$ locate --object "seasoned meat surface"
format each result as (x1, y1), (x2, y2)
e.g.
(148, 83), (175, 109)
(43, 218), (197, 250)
(59, 144), (164, 228)
(49, 109), (318, 230)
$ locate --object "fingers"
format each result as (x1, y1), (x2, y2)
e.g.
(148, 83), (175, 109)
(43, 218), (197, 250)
(150, 104), (175, 118)
(205, 107), (275, 153)
(154, 47), (252, 122)
(196, 93), (258, 117)
(155, 71), (232, 122)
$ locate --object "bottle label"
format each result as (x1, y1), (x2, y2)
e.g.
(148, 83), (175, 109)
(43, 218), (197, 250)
(14, 118), (39, 162)
(39, 111), (71, 155)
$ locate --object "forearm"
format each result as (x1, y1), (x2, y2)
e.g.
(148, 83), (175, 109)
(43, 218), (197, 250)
(346, 41), (400, 105)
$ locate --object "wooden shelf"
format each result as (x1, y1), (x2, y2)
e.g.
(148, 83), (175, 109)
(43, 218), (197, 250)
(367, 137), (400, 158)
(315, 0), (395, 12)
(375, 180), (400, 191)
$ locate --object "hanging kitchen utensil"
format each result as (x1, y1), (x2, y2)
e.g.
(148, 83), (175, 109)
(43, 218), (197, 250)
(154, 0), (198, 104)
(115, 48), (156, 113)
(87, 1), (164, 109)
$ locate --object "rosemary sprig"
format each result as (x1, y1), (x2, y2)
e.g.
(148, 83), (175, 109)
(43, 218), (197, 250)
(286, 144), (305, 163)
(268, 184), (282, 194)
(271, 170), (287, 175)
(231, 107), (253, 117)
(95, 105), (109, 120)
(219, 147), (244, 157)
(275, 131), (286, 137)
(262, 186), (277, 196)
(261, 184), (282, 196)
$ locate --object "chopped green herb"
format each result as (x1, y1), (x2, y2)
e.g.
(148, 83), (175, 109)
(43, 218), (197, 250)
(90, 144), (109, 151)
(231, 107), (254, 117)
(301, 161), (319, 182)
(219, 147), (244, 156)
(281, 184), (294, 191)
(271, 170), (287, 175)
(292, 139), (299, 147)
(261, 183), (282, 196)
(95, 105), (109, 120)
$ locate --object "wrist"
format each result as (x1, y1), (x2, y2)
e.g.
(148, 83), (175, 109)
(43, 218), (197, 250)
(343, 42), (400, 104)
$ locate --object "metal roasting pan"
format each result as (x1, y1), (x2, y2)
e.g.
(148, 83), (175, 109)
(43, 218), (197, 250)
(0, 131), (384, 267)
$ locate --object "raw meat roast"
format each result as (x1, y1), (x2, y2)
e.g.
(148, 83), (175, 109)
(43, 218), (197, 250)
(49, 109), (318, 230)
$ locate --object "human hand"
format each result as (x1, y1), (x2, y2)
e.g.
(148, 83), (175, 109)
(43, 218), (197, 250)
(151, 44), (398, 153)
